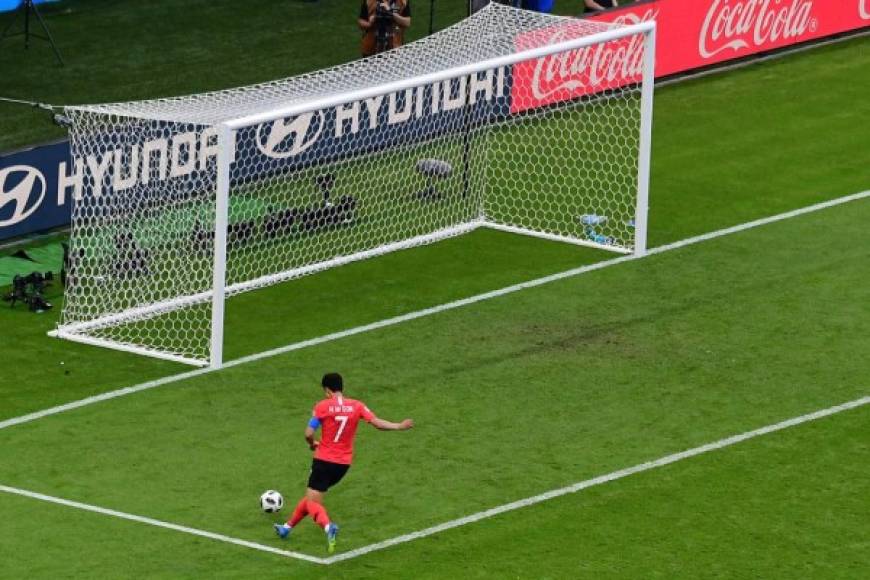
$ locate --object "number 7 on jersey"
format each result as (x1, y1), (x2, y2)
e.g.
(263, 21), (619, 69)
(333, 415), (349, 442)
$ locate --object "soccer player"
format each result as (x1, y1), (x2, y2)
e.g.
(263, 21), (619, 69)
(274, 372), (414, 553)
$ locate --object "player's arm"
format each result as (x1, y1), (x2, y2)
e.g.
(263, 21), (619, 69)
(370, 416), (414, 431)
(305, 416), (321, 451)
(360, 403), (412, 431)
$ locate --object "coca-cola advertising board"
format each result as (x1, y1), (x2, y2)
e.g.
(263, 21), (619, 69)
(512, 0), (869, 113)
(510, 18), (647, 113)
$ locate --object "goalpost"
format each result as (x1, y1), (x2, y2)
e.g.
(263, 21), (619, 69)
(50, 4), (656, 368)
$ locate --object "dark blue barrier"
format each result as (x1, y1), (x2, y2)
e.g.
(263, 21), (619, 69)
(0, 70), (510, 243)
(61, 69), (513, 217)
(0, 140), (74, 240)
(231, 68), (511, 185)
(0, 68), (509, 244)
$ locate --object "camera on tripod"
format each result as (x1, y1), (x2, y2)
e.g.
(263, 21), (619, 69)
(374, 0), (400, 51)
(3, 271), (54, 312)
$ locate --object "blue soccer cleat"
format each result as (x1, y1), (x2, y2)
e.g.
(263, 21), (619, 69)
(274, 523), (291, 539)
(326, 523), (339, 553)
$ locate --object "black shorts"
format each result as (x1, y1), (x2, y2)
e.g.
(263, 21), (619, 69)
(308, 458), (350, 492)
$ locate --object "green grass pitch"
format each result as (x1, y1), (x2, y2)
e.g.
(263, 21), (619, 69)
(1, 2), (869, 578)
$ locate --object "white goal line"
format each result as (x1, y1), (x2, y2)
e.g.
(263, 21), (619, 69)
(0, 189), (868, 434)
(1, 395), (866, 566)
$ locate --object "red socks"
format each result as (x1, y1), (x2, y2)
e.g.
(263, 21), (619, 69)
(288, 498), (309, 527)
(287, 498), (330, 529)
(307, 500), (331, 528)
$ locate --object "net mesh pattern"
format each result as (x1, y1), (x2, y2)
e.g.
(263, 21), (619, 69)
(56, 4), (647, 365)
(68, 4), (617, 125)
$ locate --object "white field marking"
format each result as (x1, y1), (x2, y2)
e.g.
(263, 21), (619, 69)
(325, 395), (870, 564)
(1, 395), (866, 566)
(1, 189), (868, 433)
(0, 484), (327, 565)
(0, 367), (212, 431)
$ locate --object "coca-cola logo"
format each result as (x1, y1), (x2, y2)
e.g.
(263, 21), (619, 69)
(529, 10), (656, 101)
(699, 0), (818, 59)
(861, 0), (870, 19)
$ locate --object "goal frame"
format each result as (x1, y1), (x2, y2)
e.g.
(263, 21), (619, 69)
(50, 19), (656, 370)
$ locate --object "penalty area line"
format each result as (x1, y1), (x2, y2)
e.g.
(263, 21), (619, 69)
(0, 484), (328, 565)
(1, 395), (866, 565)
(0, 189), (868, 433)
(324, 394), (870, 564)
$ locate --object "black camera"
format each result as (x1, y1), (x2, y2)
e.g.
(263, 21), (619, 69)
(374, 0), (399, 51)
(3, 271), (54, 312)
(375, 0), (398, 20)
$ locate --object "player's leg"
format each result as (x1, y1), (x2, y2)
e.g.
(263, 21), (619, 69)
(273, 494), (312, 538)
(305, 487), (331, 528)
(306, 460), (349, 552)
(275, 459), (346, 548)
(305, 486), (340, 553)
(288, 496), (310, 526)
(274, 460), (324, 539)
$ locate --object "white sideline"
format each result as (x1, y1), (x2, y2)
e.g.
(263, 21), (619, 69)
(1, 189), (868, 433)
(0, 484), (327, 565)
(1, 395), (867, 566)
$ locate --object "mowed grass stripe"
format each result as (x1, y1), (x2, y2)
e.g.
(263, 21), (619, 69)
(1, 398), (865, 578)
(1, 395), (866, 566)
(326, 395), (870, 564)
(328, 395), (870, 578)
(3, 190), (866, 433)
(0, 197), (867, 556)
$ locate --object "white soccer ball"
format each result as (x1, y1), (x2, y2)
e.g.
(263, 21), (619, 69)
(260, 490), (284, 513)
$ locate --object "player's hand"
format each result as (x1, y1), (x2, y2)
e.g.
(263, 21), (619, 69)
(309, 440), (320, 451)
(400, 419), (414, 430)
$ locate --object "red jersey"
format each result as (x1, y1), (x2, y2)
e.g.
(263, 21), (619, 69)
(312, 395), (375, 465)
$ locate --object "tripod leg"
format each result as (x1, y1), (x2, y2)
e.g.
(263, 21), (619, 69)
(25, 0), (30, 49)
(30, 1), (65, 66)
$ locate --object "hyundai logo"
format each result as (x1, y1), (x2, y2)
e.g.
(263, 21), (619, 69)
(255, 111), (325, 159)
(0, 165), (47, 227)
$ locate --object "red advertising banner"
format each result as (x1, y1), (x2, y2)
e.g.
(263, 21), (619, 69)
(512, 0), (869, 113)
(510, 18), (648, 113)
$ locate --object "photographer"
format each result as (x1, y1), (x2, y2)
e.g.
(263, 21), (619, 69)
(359, 0), (411, 57)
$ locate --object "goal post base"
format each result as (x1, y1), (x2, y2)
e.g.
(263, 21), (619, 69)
(49, 221), (486, 358)
(48, 217), (629, 367)
(481, 222), (633, 254)
(47, 329), (209, 368)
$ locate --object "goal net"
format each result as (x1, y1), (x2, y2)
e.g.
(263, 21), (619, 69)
(52, 3), (655, 367)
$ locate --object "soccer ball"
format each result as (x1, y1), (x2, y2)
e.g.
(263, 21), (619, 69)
(259, 490), (284, 513)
